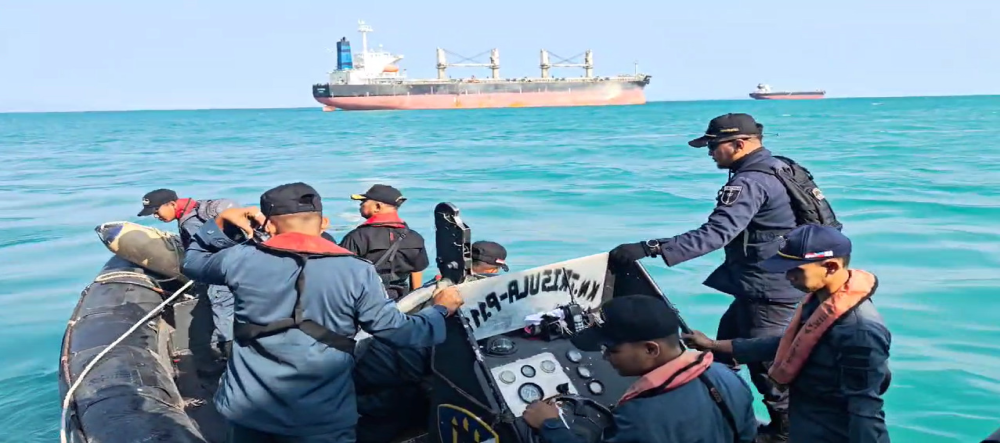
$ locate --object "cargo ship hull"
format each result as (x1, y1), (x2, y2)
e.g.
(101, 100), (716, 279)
(313, 78), (650, 110)
(749, 91), (825, 100)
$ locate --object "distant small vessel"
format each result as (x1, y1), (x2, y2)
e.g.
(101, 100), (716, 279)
(749, 83), (825, 100)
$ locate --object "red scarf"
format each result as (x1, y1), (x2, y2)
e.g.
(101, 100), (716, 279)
(174, 198), (197, 220)
(619, 351), (714, 404)
(261, 232), (354, 255)
(362, 212), (406, 228)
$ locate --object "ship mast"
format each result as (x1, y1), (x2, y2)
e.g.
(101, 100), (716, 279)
(539, 50), (595, 79)
(358, 20), (372, 56)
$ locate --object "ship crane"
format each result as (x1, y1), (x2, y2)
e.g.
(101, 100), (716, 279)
(540, 50), (594, 79)
(436, 48), (500, 80)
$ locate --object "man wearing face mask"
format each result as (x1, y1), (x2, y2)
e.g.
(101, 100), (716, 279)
(608, 113), (842, 441)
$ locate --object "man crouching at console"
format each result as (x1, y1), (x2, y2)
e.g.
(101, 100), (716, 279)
(182, 182), (464, 443)
(523, 295), (758, 443)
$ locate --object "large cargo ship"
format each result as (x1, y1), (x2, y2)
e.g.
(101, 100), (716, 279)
(749, 83), (826, 100)
(312, 20), (652, 111)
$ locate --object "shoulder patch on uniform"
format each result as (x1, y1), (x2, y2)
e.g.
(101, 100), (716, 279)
(718, 185), (743, 206)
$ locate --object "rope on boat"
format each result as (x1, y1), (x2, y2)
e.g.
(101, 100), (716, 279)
(59, 279), (194, 443)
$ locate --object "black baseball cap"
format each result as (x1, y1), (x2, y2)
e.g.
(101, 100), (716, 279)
(137, 189), (178, 216)
(260, 182), (323, 217)
(761, 224), (852, 273)
(472, 241), (508, 271)
(572, 295), (681, 352)
(688, 113), (764, 148)
(351, 184), (407, 206)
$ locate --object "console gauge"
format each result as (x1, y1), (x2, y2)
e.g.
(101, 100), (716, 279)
(566, 349), (583, 363)
(588, 381), (604, 395)
(521, 365), (536, 378)
(540, 360), (557, 373)
(498, 370), (516, 384)
(518, 383), (544, 403)
(486, 337), (516, 355)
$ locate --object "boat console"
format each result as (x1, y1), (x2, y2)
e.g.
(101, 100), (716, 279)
(423, 202), (688, 443)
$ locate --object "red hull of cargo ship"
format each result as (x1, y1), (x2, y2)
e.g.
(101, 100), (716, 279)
(317, 89), (646, 111)
(749, 93), (825, 100)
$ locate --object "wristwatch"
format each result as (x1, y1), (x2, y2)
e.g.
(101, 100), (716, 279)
(644, 239), (661, 257)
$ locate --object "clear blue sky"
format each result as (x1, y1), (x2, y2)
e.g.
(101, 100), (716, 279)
(1, 0), (997, 112)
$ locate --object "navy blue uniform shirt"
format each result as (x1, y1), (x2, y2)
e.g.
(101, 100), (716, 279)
(655, 148), (802, 302)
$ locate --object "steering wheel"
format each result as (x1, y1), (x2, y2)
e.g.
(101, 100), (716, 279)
(529, 395), (614, 443)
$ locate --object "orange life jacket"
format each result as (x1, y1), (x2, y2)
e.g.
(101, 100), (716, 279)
(768, 269), (879, 386)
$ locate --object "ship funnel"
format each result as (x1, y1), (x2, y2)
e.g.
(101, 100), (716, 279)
(337, 37), (354, 70)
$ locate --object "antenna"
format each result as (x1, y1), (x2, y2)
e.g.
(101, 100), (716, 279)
(357, 20), (373, 54)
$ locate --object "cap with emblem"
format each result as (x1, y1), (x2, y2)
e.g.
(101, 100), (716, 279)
(571, 295), (681, 352)
(688, 113), (764, 148)
(760, 224), (852, 273)
(350, 184), (407, 207)
(137, 188), (178, 216)
(472, 240), (509, 272)
(260, 182), (323, 217)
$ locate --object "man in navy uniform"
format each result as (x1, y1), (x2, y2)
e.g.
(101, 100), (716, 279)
(609, 113), (840, 441)
(182, 182), (464, 443)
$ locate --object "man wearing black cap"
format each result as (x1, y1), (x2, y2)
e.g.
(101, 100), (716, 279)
(522, 295), (758, 443)
(471, 240), (509, 274)
(340, 184), (429, 300)
(181, 182), (465, 443)
(137, 188), (240, 358)
(608, 113), (842, 440)
(683, 224), (891, 443)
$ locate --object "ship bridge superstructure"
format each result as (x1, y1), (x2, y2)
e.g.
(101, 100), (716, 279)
(328, 20), (406, 85)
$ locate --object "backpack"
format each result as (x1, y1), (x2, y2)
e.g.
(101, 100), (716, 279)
(742, 155), (843, 231)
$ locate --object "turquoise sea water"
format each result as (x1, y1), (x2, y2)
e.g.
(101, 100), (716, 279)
(1, 97), (999, 442)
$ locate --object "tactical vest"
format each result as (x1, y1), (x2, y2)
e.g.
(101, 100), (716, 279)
(231, 233), (364, 356)
(741, 155), (842, 231)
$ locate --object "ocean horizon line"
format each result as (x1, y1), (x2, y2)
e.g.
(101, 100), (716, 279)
(2, 92), (999, 115)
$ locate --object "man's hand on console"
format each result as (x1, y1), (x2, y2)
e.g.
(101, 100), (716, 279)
(523, 400), (561, 429)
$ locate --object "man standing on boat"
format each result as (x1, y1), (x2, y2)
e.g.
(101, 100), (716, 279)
(182, 182), (464, 443)
(137, 188), (238, 359)
(683, 224), (892, 443)
(608, 113), (842, 441)
(340, 184), (429, 300)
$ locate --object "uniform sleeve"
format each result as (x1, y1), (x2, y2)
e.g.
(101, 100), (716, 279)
(339, 229), (366, 255)
(840, 328), (891, 443)
(731, 336), (782, 364)
(537, 405), (646, 443)
(181, 219), (244, 286)
(657, 174), (769, 266)
(353, 266), (446, 347)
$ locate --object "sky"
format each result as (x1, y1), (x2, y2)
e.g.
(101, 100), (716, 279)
(1, 0), (998, 112)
